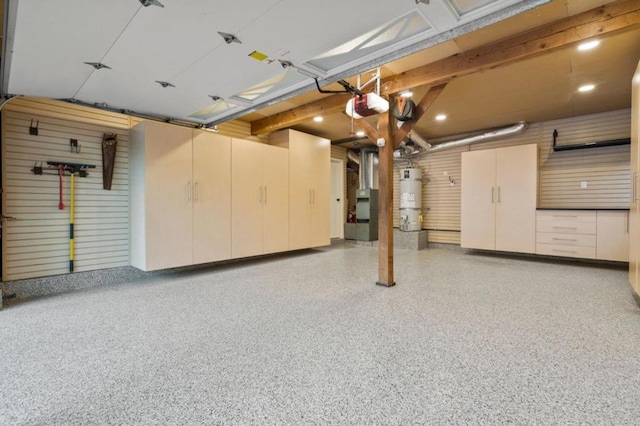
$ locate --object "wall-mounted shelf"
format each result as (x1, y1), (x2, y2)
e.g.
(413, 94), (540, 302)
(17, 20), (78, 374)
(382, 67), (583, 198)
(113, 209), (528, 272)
(552, 129), (630, 151)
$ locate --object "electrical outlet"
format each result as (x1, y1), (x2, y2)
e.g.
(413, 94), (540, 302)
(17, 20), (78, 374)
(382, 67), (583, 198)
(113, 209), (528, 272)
(580, 181), (588, 189)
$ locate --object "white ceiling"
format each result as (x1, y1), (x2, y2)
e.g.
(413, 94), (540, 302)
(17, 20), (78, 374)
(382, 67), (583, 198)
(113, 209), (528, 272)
(2, 0), (550, 126)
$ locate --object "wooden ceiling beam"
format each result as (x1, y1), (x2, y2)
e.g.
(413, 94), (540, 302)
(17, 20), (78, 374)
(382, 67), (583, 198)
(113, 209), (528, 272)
(251, 93), (349, 135)
(393, 83), (447, 148)
(250, 0), (640, 136)
(355, 118), (380, 143)
(382, 0), (640, 94)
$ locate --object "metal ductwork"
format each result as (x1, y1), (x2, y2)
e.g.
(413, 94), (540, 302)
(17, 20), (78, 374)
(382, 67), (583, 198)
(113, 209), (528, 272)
(347, 150), (360, 165)
(428, 121), (528, 152)
(393, 121), (528, 158)
(359, 147), (379, 190)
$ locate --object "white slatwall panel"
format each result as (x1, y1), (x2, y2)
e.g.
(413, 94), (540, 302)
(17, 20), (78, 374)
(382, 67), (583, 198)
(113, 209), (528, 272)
(392, 109), (631, 245)
(539, 110), (631, 208)
(2, 100), (130, 281)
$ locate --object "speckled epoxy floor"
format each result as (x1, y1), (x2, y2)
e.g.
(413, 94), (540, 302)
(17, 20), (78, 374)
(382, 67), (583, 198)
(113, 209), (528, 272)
(1, 245), (639, 425)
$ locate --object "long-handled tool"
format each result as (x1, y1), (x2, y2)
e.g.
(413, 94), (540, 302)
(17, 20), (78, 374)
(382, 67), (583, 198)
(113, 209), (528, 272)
(45, 162), (95, 272)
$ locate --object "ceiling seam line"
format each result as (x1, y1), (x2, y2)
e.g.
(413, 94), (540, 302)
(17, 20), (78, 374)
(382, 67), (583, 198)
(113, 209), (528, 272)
(71, 6), (143, 100)
(169, 0), (288, 84)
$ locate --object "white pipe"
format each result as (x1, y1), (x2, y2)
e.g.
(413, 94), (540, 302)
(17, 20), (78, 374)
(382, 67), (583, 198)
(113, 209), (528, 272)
(346, 150), (360, 165)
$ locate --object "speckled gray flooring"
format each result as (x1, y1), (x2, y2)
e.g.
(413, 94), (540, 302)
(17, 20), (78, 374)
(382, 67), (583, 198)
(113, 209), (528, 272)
(1, 245), (639, 425)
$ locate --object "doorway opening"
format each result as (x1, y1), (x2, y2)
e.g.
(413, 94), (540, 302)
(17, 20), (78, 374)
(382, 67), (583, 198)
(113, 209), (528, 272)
(330, 159), (344, 239)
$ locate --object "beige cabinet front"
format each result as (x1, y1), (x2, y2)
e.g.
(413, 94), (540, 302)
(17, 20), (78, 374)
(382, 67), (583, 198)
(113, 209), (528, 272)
(192, 130), (231, 264)
(597, 211), (629, 262)
(271, 129), (330, 250)
(131, 121), (194, 271)
(130, 122), (233, 271)
(231, 139), (289, 258)
(461, 144), (537, 253)
(630, 60), (640, 295)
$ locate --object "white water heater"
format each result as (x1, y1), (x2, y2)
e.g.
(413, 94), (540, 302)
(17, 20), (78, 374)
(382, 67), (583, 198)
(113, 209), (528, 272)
(399, 167), (423, 232)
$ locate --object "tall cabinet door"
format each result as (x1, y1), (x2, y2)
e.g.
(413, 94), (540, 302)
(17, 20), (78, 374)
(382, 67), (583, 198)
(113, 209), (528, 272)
(192, 131), (231, 264)
(630, 61), (640, 294)
(461, 149), (496, 250)
(310, 136), (331, 247)
(496, 144), (537, 253)
(262, 145), (289, 254)
(144, 122), (193, 270)
(231, 138), (263, 259)
(288, 137), (313, 250)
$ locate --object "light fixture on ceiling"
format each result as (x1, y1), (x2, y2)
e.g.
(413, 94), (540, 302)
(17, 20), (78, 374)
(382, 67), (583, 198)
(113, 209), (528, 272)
(578, 40), (600, 51)
(578, 84), (595, 92)
(313, 116), (324, 122)
(399, 90), (413, 98)
(84, 62), (111, 70)
(218, 32), (242, 44)
(138, 0), (164, 7)
(435, 114), (447, 121)
(155, 81), (175, 88)
(415, 0), (429, 4)
(356, 131), (365, 137)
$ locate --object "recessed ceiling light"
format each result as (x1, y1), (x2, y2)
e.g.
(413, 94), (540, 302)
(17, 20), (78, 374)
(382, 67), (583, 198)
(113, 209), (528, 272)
(578, 84), (595, 92)
(356, 131), (365, 137)
(435, 114), (447, 121)
(578, 40), (600, 51)
(313, 116), (324, 122)
(399, 90), (413, 98)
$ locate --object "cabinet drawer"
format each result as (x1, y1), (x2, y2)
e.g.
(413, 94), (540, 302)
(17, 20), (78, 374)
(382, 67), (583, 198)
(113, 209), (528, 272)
(536, 220), (596, 235)
(536, 233), (596, 247)
(536, 210), (596, 222)
(536, 243), (596, 259)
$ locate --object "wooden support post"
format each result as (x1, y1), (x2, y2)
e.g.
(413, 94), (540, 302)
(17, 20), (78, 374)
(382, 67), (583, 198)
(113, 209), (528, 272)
(376, 111), (395, 287)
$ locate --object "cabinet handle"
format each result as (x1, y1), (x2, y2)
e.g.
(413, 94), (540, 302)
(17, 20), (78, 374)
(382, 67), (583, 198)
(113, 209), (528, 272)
(264, 186), (268, 203)
(498, 186), (501, 203)
(552, 238), (577, 242)
(187, 181), (192, 203)
(309, 189), (312, 205)
(194, 182), (199, 203)
(312, 189), (315, 205)
(553, 249), (577, 254)
(627, 211), (629, 233)
(552, 215), (578, 219)
(259, 186), (263, 203)
(491, 187), (494, 203)
(552, 226), (577, 230)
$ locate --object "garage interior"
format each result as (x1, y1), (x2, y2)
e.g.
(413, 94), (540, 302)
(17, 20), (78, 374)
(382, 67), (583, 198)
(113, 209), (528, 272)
(1, 0), (640, 423)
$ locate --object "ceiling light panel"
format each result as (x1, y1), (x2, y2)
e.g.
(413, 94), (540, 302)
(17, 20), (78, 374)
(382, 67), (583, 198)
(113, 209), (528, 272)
(238, 0), (418, 71)
(5, 0), (139, 97)
(448, 0), (496, 15)
(304, 11), (432, 74)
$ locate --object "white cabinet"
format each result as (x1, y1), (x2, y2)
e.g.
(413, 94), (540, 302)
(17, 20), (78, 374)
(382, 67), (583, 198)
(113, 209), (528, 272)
(535, 209), (628, 261)
(231, 138), (288, 259)
(192, 130), (231, 264)
(536, 210), (597, 259)
(130, 121), (231, 271)
(597, 210), (629, 262)
(461, 144), (538, 253)
(629, 61), (640, 295)
(270, 129), (330, 250)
